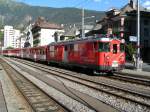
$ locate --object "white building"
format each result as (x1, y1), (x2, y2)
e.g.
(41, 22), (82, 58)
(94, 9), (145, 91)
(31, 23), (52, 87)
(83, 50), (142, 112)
(4, 25), (21, 49)
(40, 28), (64, 45)
(17, 33), (26, 48)
(13, 30), (20, 48)
(4, 26), (14, 48)
(31, 17), (64, 47)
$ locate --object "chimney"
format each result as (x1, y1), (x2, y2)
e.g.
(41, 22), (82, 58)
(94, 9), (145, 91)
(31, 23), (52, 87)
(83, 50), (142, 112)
(130, 0), (136, 9)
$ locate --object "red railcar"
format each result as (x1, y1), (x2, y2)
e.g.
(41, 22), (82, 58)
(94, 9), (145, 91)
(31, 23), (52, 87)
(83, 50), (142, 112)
(2, 35), (125, 73)
(29, 46), (47, 61)
(47, 35), (125, 72)
(2, 48), (21, 57)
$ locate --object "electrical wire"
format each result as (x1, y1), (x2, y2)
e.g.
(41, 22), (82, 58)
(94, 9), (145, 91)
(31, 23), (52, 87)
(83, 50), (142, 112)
(73, 0), (90, 8)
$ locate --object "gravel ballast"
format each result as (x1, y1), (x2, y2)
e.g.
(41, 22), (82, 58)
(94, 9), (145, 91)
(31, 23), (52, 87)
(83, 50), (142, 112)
(46, 74), (150, 112)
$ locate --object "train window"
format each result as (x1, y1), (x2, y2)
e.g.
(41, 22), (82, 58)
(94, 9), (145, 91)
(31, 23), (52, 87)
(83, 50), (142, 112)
(50, 46), (54, 52)
(70, 44), (74, 51)
(113, 44), (117, 54)
(65, 46), (68, 51)
(120, 43), (125, 52)
(93, 42), (97, 50)
(98, 42), (110, 52)
(74, 44), (78, 51)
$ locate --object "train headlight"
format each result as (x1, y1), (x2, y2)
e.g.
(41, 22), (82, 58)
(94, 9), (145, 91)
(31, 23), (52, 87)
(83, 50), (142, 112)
(112, 61), (118, 67)
(120, 55), (125, 61)
(106, 56), (110, 60)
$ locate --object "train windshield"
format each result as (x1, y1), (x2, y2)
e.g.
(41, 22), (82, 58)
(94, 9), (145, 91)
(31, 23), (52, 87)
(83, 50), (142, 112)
(98, 42), (110, 52)
(120, 43), (125, 52)
(113, 44), (117, 54)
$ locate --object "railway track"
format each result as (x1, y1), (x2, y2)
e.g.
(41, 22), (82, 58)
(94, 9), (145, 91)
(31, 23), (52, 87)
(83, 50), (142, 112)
(13, 58), (150, 87)
(110, 73), (150, 86)
(4, 57), (120, 112)
(5, 57), (150, 112)
(0, 58), (69, 112)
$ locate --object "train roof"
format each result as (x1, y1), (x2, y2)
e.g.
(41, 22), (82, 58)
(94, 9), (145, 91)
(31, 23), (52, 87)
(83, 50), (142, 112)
(49, 35), (123, 46)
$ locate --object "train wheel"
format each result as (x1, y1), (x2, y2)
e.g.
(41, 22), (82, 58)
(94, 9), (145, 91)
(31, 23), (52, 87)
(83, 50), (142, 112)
(107, 71), (113, 76)
(93, 70), (105, 76)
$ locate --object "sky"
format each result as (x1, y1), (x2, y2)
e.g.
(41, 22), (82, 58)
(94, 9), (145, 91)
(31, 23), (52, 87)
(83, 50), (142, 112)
(16, 0), (150, 11)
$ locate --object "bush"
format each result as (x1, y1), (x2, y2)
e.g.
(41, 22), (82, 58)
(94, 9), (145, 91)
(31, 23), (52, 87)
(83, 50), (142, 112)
(5, 46), (14, 50)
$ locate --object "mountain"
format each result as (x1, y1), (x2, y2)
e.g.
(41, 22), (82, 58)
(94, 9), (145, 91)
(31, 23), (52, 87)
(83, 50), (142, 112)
(0, 0), (105, 29)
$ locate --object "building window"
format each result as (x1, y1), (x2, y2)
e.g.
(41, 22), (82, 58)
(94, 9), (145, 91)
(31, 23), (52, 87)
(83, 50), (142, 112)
(144, 40), (148, 48)
(144, 28), (149, 37)
(144, 20), (149, 26)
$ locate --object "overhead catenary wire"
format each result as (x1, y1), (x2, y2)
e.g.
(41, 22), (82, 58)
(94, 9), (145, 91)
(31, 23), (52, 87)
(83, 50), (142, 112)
(73, 0), (91, 8)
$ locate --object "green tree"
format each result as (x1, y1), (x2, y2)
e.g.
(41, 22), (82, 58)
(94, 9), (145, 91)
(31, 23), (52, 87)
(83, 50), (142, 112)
(0, 31), (4, 41)
(126, 43), (136, 61)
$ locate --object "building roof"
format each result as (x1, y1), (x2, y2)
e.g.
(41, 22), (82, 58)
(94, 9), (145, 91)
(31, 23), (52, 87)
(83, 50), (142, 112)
(63, 27), (77, 37)
(92, 24), (102, 31)
(97, 0), (150, 24)
(32, 17), (63, 30)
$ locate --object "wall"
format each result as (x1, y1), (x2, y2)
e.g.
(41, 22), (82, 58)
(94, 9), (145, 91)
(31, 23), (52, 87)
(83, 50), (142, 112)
(40, 28), (63, 46)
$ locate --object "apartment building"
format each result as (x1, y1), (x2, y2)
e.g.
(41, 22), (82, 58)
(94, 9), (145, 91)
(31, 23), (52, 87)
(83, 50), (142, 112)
(4, 25), (21, 49)
(31, 17), (64, 47)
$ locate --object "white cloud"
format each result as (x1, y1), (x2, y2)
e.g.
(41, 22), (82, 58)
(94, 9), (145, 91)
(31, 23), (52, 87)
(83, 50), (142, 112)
(146, 6), (150, 9)
(143, 0), (150, 7)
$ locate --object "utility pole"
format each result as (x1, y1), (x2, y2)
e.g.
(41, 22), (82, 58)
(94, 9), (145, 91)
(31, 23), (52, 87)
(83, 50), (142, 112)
(136, 0), (141, 70)
(82, 8), (85, 38)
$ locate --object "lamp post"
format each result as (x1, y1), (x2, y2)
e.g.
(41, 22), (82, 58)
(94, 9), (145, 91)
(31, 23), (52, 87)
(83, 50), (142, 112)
(81, 8), (95, 38)
(136, 0), (141, 70)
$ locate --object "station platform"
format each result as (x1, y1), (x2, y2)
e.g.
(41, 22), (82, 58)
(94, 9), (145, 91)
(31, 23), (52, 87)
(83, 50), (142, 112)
(119, 62), (150, 79)
(120, 69), (150, 79)
(0, 81), (7, 112)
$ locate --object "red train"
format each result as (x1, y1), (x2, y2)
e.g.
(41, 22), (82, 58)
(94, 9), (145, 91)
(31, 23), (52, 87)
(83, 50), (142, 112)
(1, 35), (125, 73)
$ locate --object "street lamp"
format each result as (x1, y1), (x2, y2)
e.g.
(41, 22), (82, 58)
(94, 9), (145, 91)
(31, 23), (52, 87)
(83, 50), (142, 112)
(136, 0), (141, 70)
(82, 8), (95, 38)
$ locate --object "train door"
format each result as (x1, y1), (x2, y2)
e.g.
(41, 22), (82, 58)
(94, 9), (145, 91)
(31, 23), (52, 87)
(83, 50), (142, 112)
(98, 42), (110, 69)
(63, 45), (68, 63)
(20, 49), (23, 58)
(42, 48), (46, 61)
(111, 41), (119, 68)
(34, 49), (37, 61)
